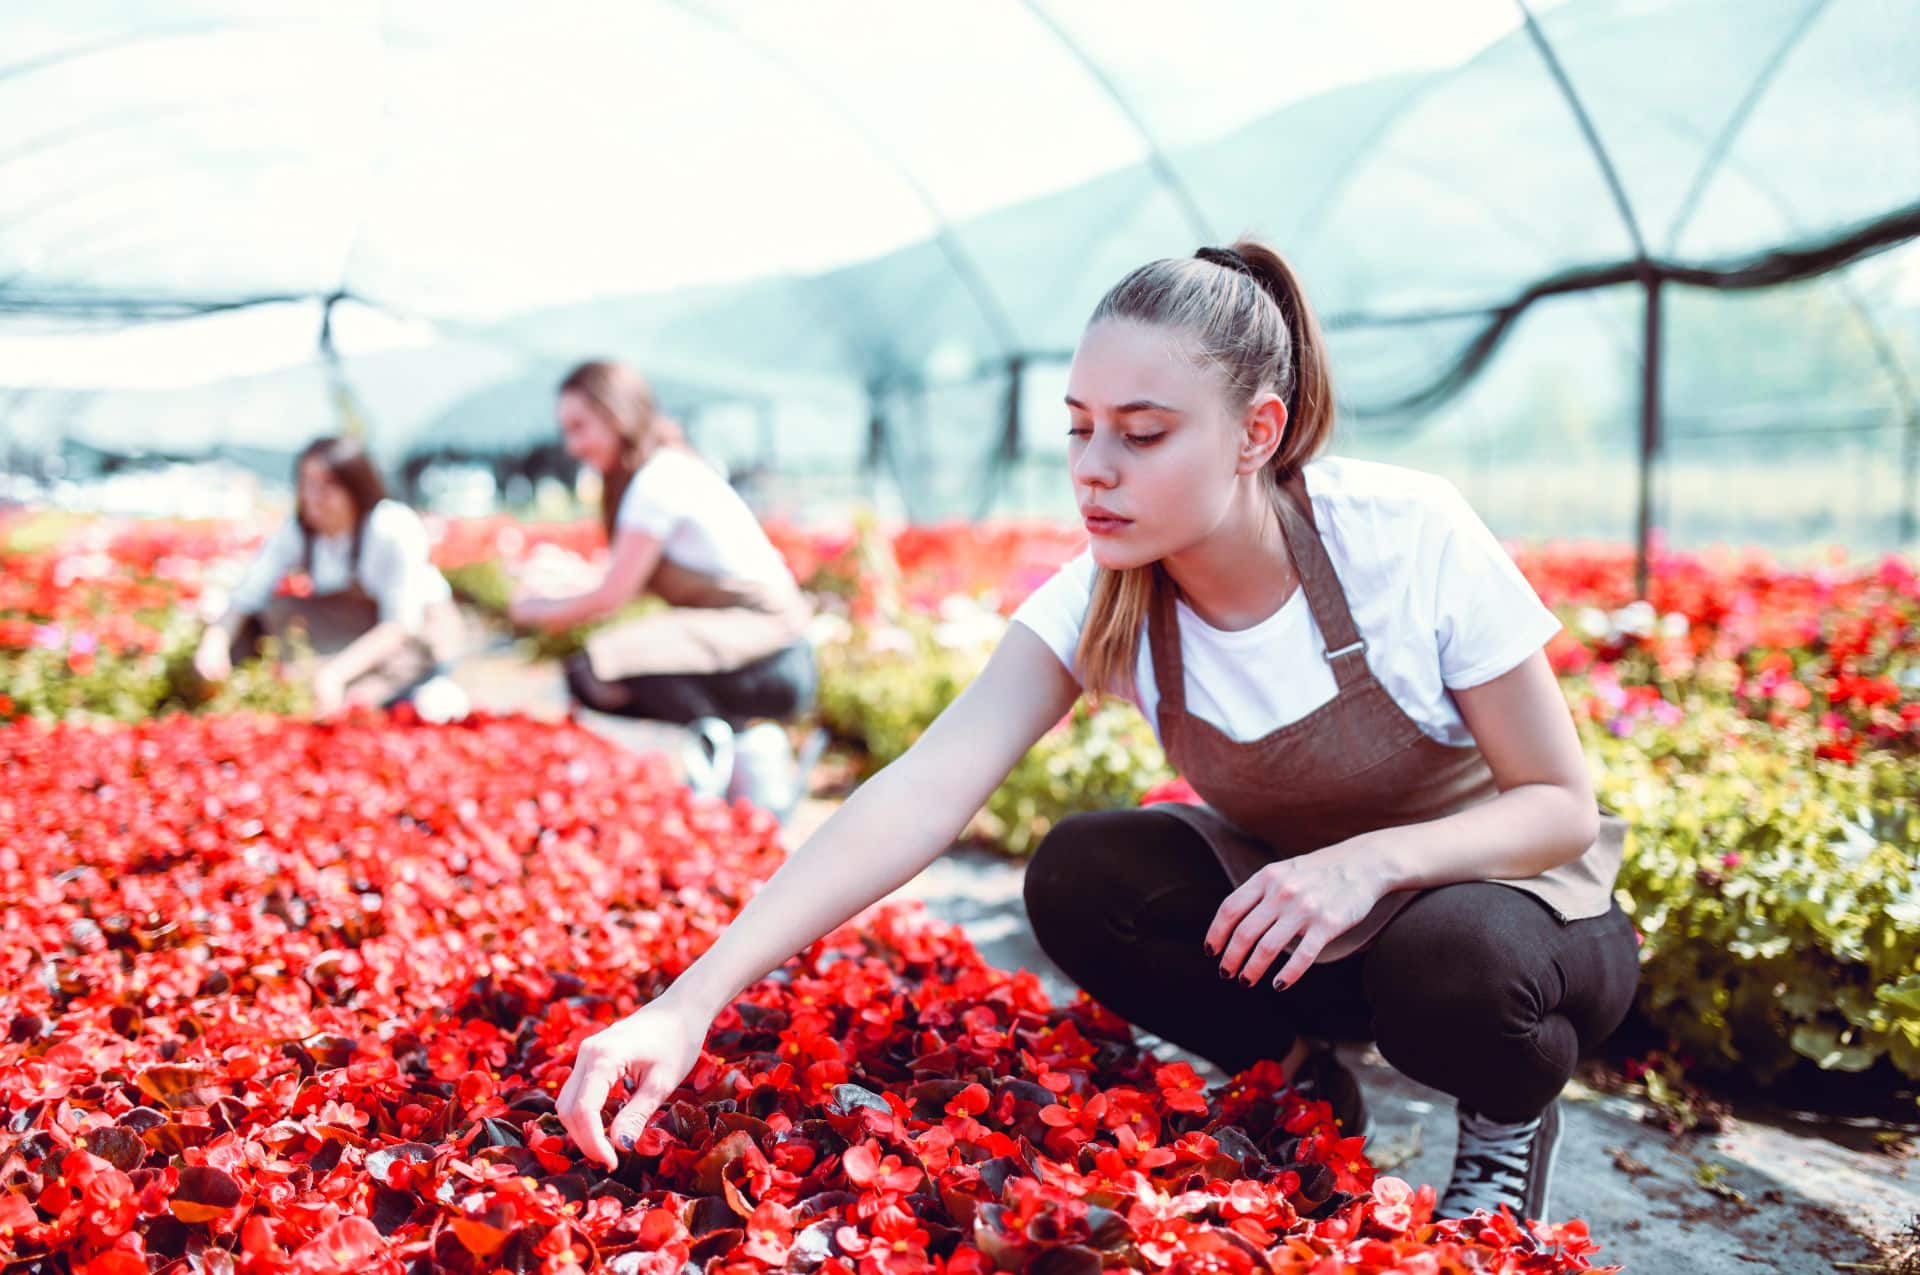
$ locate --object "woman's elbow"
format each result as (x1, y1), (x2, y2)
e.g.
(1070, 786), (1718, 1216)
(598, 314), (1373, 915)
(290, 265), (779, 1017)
(594, 574), (644, 617)
(1556, 784), (1601, 862)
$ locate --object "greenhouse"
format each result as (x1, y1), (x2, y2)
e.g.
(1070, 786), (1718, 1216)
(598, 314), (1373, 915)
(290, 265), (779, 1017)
(2, 2), (1917, 1272)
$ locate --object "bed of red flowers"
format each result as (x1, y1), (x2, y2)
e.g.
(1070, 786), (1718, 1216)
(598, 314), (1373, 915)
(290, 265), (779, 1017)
(0, 517), (261, 667)
(1517, 540), (1920, 760)
(764, 520), (1085, 620)
(0, 710), (1612, 1274)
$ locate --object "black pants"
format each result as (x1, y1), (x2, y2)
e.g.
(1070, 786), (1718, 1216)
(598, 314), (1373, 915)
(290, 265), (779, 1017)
(563, 638), (817, 729)
(1023, 808), (1641, 1122)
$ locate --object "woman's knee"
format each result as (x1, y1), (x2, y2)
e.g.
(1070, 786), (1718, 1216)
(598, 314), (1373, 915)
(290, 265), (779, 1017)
(1024, 809), (1219, 948)
(1022, 811), (1117, 928)
(563, 652), (629, 713)
(1364, 885), (1556, 1033)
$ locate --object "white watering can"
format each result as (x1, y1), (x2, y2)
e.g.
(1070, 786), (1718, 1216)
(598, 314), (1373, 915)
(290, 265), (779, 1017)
(725, 722), (829, 823)
(680, 717), (736, 801)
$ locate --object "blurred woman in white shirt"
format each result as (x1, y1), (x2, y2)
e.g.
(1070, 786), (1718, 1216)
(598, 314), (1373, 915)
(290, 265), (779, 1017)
(195, 436), (460, 713)
(508, 360), (815, 733)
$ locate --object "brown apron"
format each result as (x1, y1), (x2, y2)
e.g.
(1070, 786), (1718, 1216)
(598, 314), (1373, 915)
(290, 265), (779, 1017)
(584, 557), (812, 682)
(1147, 474), (1626, 965)
(237, 586), (458, 707)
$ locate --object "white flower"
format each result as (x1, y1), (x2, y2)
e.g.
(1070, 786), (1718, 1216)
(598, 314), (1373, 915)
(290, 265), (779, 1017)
(932, 614), (1005, 651)
(1576, 607), (1612, 639)
(937, 593), (977, 621)
(865, 625), (916, 656)
(1660, 611), (1690, 639)
(1613, 600), (1657, 638)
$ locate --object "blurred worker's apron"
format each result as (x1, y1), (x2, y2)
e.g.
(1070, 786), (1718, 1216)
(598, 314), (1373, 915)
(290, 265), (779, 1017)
(584, 558), (812, 681)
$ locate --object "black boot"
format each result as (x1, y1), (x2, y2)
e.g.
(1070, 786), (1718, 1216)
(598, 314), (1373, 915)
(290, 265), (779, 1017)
(1437, 1099), (1563, 1223)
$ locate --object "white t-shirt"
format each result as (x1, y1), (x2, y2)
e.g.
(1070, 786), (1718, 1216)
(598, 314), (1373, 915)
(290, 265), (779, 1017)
(616, 448), (794, 590)
(229, 498), (452, 635)
(1009, 456), (1562, 748)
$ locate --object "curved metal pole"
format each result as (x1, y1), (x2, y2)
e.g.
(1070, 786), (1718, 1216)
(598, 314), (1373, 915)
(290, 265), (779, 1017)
(1293, 24), (1525, 247)
(1664, 141), (1920, 545)
(975, 355), (1024, 522)
(1636, 271), (1661, 599)
(1326, 198), (1920, 419)
(1664, 0), (1831, 255)
(318, 291), (369, 441)
(329, 0), (393, 299)
(667, 0), (1023, 361)
(0, 292), (313, 319)
(1015, 0), (1214, 246)
(1516, 0), (1648, 259)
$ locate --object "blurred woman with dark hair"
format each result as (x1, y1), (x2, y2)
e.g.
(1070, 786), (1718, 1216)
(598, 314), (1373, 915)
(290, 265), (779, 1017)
(509, 359), (815, 740)
(195, 435), (461, 713)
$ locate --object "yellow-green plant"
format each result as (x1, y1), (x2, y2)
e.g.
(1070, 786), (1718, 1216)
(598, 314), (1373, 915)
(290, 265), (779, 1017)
(815, 612), (1171, 854)
(1581, 687), (1918, 1081)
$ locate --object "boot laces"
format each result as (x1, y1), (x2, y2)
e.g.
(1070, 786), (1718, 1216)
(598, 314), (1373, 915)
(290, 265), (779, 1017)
(1439, 1108), (1539, 1216)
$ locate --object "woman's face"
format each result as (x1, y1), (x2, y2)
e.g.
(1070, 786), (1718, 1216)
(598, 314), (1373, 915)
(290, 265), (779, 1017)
(1064, 319), (1246, 571)
(558, 389), (623, 474)
(297, 457), (356, 538)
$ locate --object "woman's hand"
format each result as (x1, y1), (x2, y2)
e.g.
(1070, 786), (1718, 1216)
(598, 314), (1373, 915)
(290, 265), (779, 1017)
(1206, 838), (1395, 990)
(311, 663), (348, 716)
(556, 1001), (706, 1172)
(193, 629), (233, 683)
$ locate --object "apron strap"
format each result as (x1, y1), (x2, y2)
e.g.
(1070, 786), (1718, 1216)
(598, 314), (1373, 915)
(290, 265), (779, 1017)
(1146, 563), (1188, 717)
(1277, 472), (1372, 691)
(297, 516), (368, 588)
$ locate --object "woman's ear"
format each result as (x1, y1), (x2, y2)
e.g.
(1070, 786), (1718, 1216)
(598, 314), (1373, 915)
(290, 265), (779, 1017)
(1236, 392), (1288, 475)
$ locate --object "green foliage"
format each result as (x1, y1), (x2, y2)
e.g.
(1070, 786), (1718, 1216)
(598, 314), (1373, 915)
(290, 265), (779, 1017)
(1580, 688), (1919, 1082)
(979, 696), (1171, 855)
(815, 613), (1171, 855)
(2, 630), (312, 723)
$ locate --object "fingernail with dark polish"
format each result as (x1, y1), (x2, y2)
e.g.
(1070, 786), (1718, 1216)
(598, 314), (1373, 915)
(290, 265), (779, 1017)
(1217, 967), (1230, 979)
(617, 1133), (634, 1151)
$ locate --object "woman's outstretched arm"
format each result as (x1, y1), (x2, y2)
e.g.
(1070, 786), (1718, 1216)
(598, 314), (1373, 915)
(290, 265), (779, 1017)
(509, 527), (661, 632)
(556, 622), (1080, 1168)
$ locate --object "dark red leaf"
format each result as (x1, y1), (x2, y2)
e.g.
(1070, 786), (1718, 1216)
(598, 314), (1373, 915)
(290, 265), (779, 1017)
(168, 1166), (241, 1224)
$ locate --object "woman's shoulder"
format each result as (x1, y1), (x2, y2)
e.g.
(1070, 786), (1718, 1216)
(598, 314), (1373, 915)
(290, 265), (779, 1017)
(1302, 456), (1484, 585)
(1304, 455), (1463, 520)
(365, 498), (431, 545)
(640, 444), (715, 479)
(631, 446), (727, 501)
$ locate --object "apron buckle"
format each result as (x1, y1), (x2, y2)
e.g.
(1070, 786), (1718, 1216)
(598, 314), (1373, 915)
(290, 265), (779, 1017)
(1324, 638), (1367, 662)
